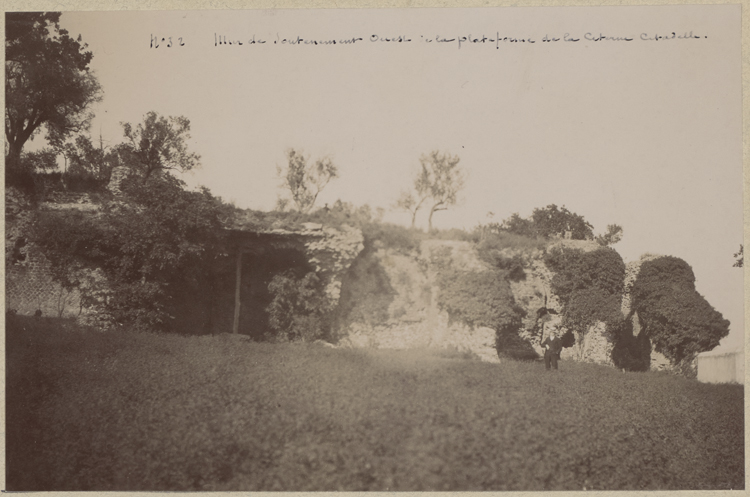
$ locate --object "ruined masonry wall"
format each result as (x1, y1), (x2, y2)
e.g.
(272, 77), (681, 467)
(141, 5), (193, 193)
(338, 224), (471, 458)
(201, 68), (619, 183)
(6, 247), (83, 318)
(304, 225), (365, 305)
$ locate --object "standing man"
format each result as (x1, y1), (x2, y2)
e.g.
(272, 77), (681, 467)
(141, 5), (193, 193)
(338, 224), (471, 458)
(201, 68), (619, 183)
(541, 330), (563, 371)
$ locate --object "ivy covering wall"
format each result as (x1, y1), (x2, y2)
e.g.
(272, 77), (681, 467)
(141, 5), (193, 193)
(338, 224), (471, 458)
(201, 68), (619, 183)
(631, 256), (729, 364)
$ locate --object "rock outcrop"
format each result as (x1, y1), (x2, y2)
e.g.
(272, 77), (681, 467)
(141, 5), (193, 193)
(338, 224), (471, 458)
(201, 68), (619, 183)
(337, 237), (628, 367)
(337, 239), (503, 362)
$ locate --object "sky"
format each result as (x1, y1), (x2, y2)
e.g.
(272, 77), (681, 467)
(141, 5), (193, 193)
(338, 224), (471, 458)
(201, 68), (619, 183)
(46, 6), (743, 350)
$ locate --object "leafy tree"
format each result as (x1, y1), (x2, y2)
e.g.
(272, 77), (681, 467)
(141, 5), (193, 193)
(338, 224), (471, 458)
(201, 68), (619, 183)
(5, 12), (102, 176)
(19, 148), (58, 173)
(423, 151), (466, 231)
(530, 204), (594, 240)
(394, 190), (426, 229)
(397, 151), (466, 231)
(118, 111), (200, 181)
(596, 224), (624, 247)
(277, 149), (338, 213)
(631, 256), (729, 363)
(500, 205), (595, 240)
(60, 134), (118, 181)
(544, 247), (625, 359)
(499, 213), (535, 238)
(733, 244), (743, 268)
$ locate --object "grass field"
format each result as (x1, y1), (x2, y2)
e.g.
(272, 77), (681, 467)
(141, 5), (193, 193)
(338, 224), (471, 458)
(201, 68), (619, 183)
(6, 316), (744, 491)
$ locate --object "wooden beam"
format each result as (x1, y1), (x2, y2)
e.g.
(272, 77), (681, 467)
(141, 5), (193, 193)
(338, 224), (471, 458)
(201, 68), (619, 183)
(232, 249), (242, 334)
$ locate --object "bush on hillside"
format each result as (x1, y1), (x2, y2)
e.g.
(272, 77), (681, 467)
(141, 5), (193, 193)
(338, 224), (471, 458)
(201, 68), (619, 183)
(437, 269), (525, 333)
(362, 222), (424, 253)
(499, 204), (595, 240)
(30, 174), (230, 331)
(544, 247), (625, 357)
(631, 256), (729, 364)
(267, 270), (332, 342)
(471, 227), (547, 282)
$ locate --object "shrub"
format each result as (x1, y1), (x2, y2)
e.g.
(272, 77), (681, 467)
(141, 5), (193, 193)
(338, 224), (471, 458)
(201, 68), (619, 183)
(498, 205), (594, 240)
(429, 227), (474, 242)
(363, 222), (423, 253)
(30, 174), (230, 331)
(544, 247), (625, 357)
(472, 230), (546, 281)
(437, 269), (525, 332)
(312, 200), (425, 253)
(631, 256), (729, 364)
(267, 270), (332, 342)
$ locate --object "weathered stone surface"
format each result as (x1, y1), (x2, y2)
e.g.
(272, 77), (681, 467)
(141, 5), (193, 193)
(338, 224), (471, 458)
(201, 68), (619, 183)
(338, 240), (501, 362)
(304, 225), (364, 304)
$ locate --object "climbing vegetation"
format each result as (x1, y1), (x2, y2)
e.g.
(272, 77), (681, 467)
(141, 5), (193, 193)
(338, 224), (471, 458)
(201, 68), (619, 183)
(631, 256), (729, 364)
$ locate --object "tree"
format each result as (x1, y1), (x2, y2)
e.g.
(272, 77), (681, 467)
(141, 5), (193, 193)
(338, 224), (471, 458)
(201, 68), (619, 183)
(6, 12), (102, 174)
(119, 111), (200, 181)
(631, 256), (729, 363)
(397, 150), (466, 231)
(530, 204), (594, 240)
(56, 133), (119, 182)
(499, 212), (535, 238)
(394, 190), (426, 229)
(733, 244), (743, 268)
(18, 148), (58, 173)
(596, 224), (624, 246)
(499, 205), (595, 240)
(277, 148), (338, 213)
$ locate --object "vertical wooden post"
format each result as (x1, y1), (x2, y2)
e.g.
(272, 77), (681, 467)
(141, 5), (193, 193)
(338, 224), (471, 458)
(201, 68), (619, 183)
(233, 249), (242, 334)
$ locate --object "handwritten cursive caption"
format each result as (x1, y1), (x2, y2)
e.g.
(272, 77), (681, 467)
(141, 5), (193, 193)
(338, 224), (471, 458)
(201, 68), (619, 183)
(149, 31), (707, 49)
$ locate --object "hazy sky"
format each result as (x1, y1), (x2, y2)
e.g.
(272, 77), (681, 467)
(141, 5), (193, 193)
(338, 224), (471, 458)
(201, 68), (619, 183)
(51, 6), (743, 350)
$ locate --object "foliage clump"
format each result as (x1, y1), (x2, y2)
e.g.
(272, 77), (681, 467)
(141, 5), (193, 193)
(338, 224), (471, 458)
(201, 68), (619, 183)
(499, 204), (594, 240)
(544, 247), (625, 356)
(437, 269), (525, 334)
(631, 256), (729, 364)
(31, 174), (231, 330)
(266, 270), (332, 342)
(6, 12), (102, 186)
(474, 233), (542, 282)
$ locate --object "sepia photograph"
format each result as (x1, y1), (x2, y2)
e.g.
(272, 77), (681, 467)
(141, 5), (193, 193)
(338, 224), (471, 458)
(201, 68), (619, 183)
(4, 4), (745, 491)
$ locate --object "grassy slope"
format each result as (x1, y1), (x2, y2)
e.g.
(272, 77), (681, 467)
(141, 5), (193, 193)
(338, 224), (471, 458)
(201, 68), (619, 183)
(6, 316), (744, 491)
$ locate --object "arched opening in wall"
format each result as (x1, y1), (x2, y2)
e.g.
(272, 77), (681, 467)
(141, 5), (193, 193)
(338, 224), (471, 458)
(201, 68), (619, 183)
(611, 313), (651, 371)
(559, 329), (576, 349)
